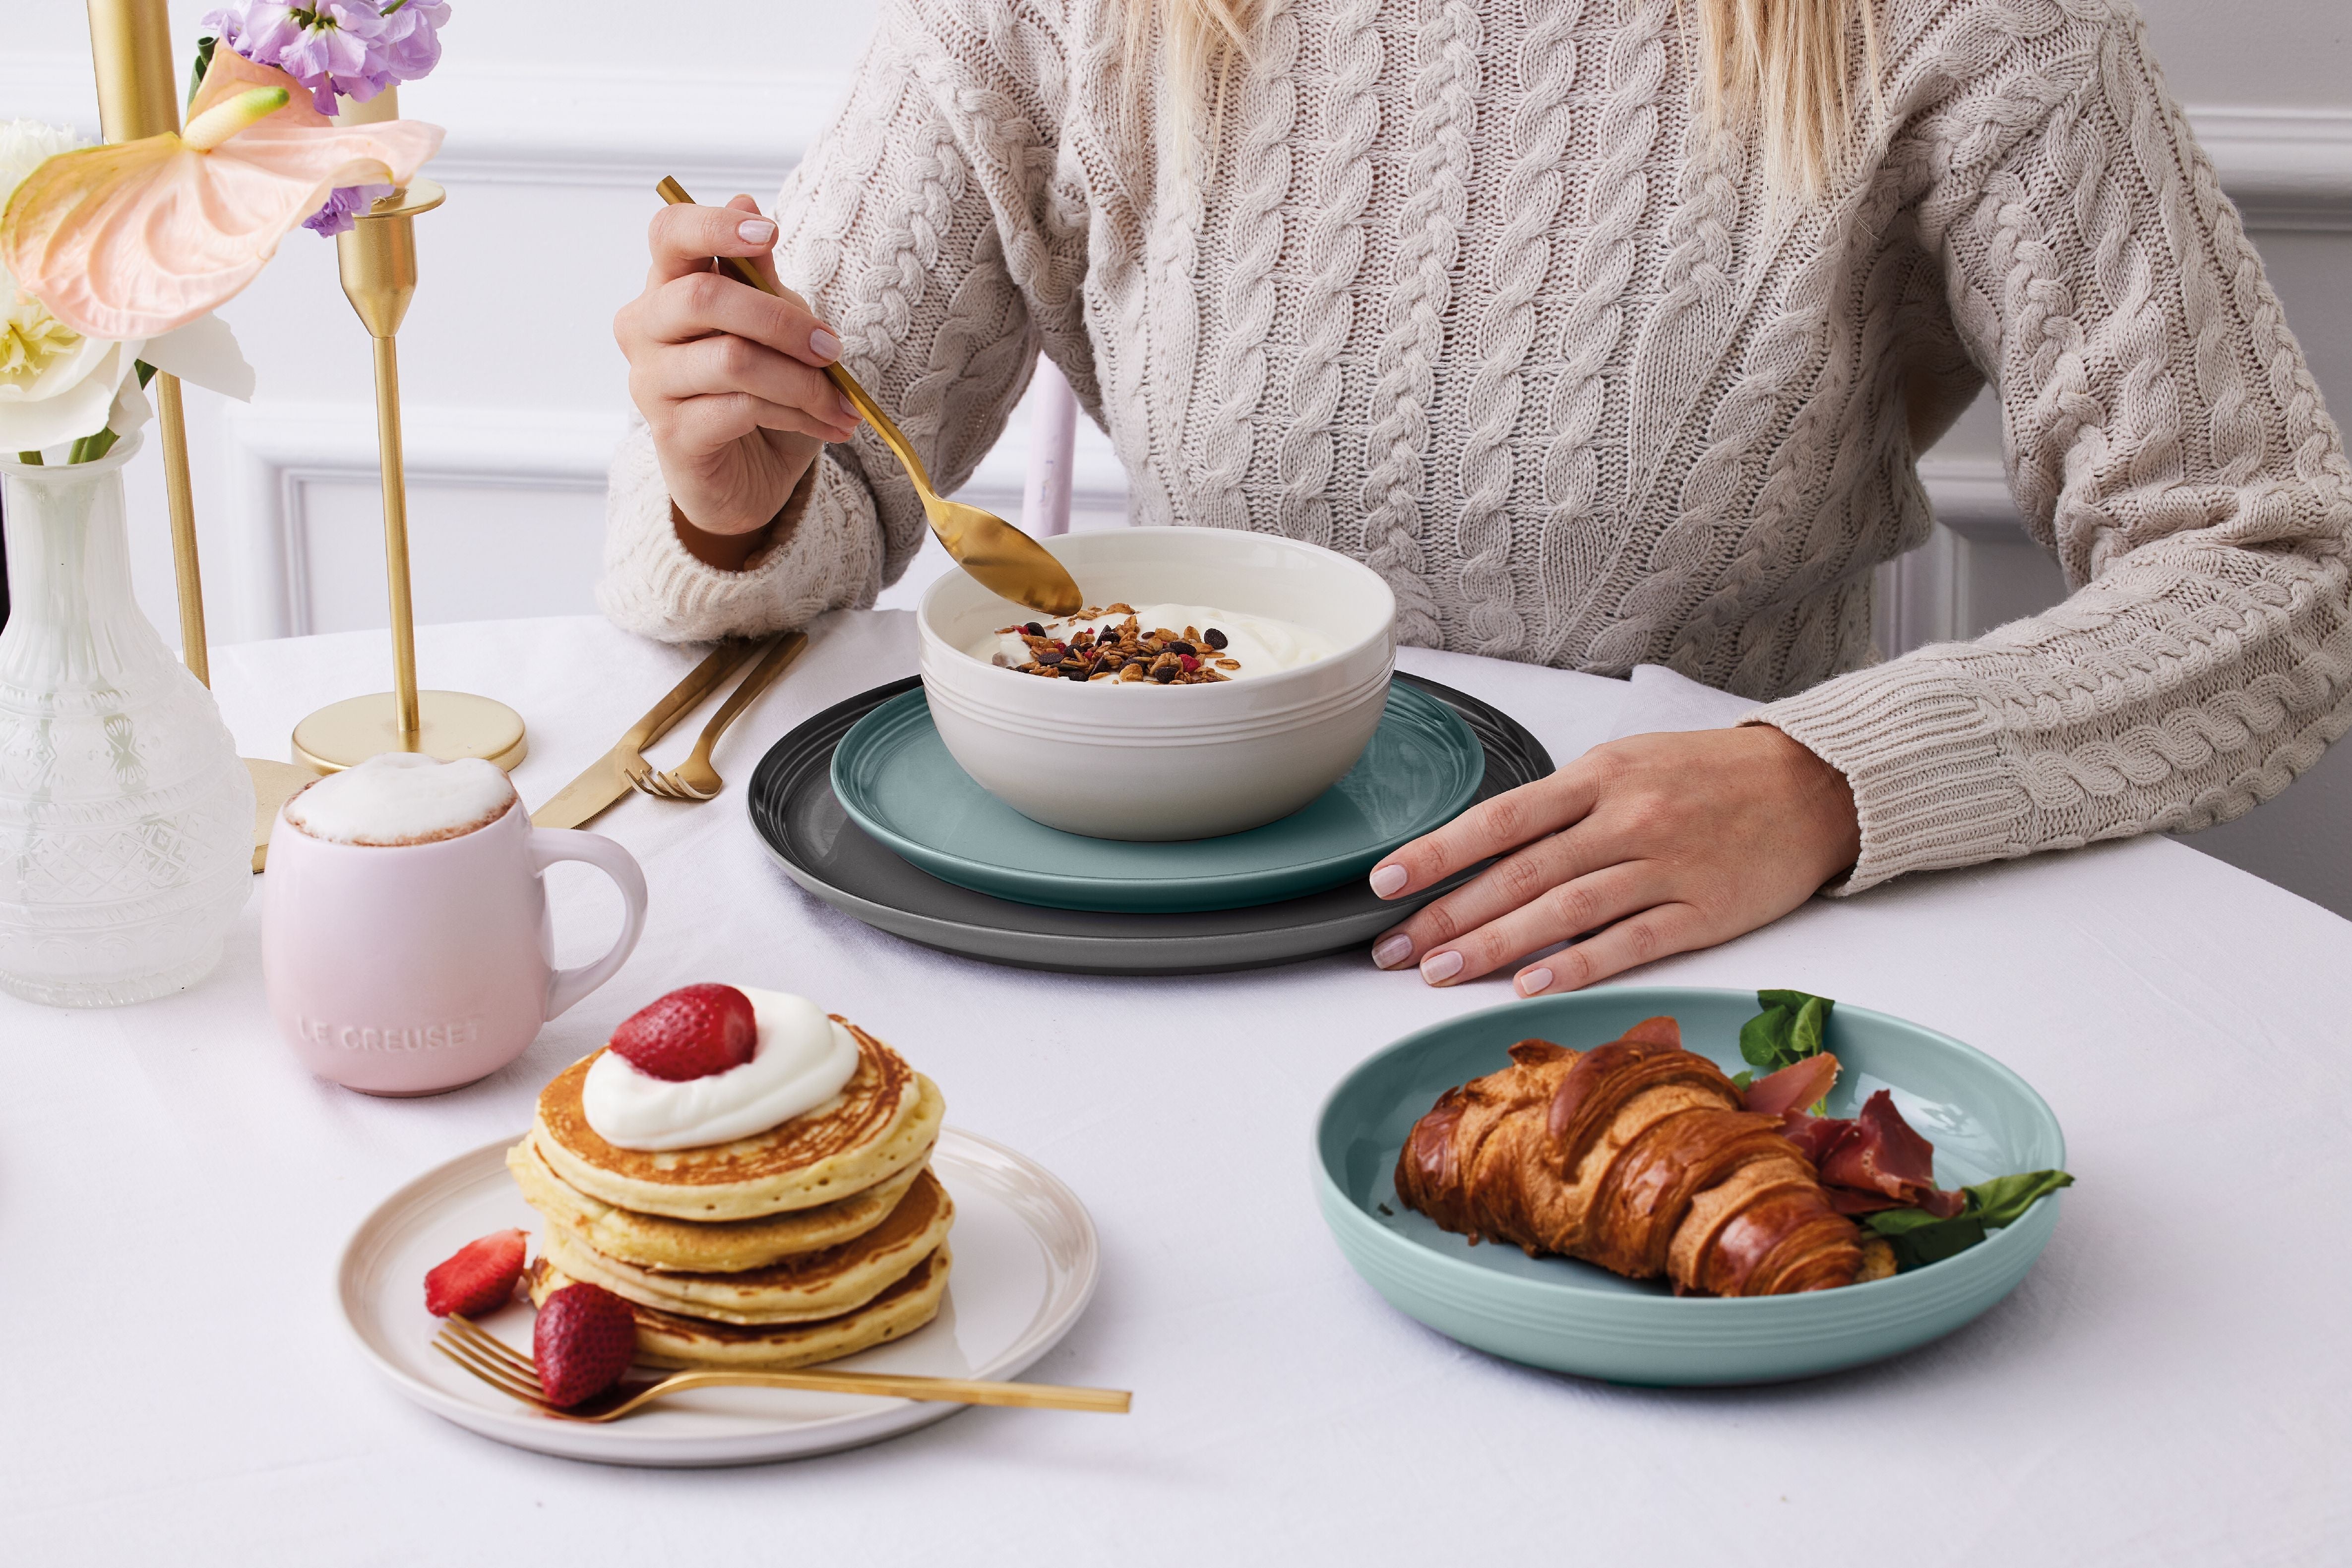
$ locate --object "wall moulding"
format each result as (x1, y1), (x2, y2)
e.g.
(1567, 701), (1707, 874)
(223, 404), (630, 642)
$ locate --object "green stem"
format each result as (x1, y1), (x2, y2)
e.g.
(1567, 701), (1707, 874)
(14, 451), (41, 465)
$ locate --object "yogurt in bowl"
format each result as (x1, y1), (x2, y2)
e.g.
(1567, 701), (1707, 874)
(970, 603), (1338, 685)
(918, 528), (1397, 842)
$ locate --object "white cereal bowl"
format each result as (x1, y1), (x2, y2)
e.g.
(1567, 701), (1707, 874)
(917, 528), (1397, 841)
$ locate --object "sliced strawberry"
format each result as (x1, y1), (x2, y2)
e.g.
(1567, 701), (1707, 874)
(424, 1228), (528, 1318)
(533, 1282), (638, 1408)
(607, 983), (759, 1082)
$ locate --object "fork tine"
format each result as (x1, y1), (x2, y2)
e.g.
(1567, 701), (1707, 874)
(445, 1315), (541, 1383)
(433, 1336), (548, 1408)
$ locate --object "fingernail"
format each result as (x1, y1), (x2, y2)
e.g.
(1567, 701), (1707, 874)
(1515, 966), (1553, 998)
(738, 218), (776, 244)
(1371, 933), (1413, 969)
(837, 392), (861, 424)
(1420, 950), (1463, 984)
(1369, 863), (1409, 898)
(808, 326), (841, 362)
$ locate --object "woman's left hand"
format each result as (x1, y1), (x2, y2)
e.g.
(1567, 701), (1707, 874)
(1367, 725), (1861, 995)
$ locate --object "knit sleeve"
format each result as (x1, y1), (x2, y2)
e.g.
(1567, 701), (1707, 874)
(1752, 12), (2352, 894)
(595, 0), (1063, 642)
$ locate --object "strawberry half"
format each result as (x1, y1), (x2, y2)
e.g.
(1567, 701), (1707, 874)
(533, 1281), (638, 1408)
(607, 983), (759, 1081)
(424, 1228), (528, 1318)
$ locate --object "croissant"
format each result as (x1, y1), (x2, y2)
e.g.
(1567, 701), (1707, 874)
(1394, 1016), (1865, 1296)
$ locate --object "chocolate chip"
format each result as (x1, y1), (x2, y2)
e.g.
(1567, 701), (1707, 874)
(1167, 640), (1196, 656)
(1151, 663), (1177, 682)
(1203, 627), (1229, 649)
(1063, 663), (1090, 680)
(1023, 621), (1045, 637)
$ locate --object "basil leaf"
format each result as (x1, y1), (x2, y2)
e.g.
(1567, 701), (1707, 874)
(1789, 994), (1830, 1058)
(1738, 1005), (1793, 1069)
(1861, 1206), (1948, 1237)
(1966, 1169), (2074, 1228)
(1879, 1213), (1986, 1269)
(1737, 989), (1834, 1073)
(1731, 1069), (1755, 1090)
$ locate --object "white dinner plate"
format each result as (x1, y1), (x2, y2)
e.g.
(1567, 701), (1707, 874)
(337, 1128), (1102, 1466)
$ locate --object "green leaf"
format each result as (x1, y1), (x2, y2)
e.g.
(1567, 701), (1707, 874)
(1873, 1212), (1987, 1269)
(134, 359), (157, 389)
(1738, 1005), (1793, 1069)
(1966, 1169), (2074, 1228)
(188, 35), (217, 106)
(1731, 1069), (1755, 1090)
(1736, 989), (1834, 1073)
(1789, 994), (1830, 1058)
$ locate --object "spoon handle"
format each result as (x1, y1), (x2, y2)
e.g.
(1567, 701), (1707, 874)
(653, 178), (935, 495)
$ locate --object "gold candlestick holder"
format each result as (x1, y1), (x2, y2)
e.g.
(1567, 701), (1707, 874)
(289, 147), (526, 773)
(86, 0), (319, 867)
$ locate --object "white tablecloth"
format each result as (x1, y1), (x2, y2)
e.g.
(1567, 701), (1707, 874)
(5, 613), (2347, 1567)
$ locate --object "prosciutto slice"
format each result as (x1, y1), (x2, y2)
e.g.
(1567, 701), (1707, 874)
(1742, 1052), (1841, 1117)
(1779, 1090), (1966, 1219)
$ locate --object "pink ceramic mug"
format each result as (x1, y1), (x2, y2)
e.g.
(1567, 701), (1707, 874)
(262, 790), (648, 1095)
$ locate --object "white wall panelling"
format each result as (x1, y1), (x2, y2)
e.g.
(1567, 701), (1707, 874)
(223, 404), (629, 639)
(3, 0), (2348, 913)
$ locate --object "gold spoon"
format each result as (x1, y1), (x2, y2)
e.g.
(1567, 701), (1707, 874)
(656, 177), (1084, 617)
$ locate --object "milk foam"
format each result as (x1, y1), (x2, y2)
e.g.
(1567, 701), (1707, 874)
(285, 752), (515, 846)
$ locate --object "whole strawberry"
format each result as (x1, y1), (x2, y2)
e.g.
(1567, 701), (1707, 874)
(424, 1229), (528, 1318)
(608, 983), (758, 1081)
(533, 1282), (638, 1408)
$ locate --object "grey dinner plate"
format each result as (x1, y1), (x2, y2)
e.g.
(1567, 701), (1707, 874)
(747, 674), (1555, 975)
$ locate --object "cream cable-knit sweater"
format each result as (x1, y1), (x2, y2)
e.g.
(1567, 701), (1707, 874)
(599, 0), (2352, 893)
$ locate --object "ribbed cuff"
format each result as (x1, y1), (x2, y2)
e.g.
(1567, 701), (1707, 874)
(1746, 661), (2029, 895)
(596, 427), (879, 644)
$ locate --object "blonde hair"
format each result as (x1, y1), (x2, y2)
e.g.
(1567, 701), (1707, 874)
(1129, 0), (1879, 197)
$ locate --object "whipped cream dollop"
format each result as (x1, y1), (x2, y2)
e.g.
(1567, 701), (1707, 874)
(966, 603), (1337, 681)
(581, 988), (859, 1151)
(285, 752), (515, 845)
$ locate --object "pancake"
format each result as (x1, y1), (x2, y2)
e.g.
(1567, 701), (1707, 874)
(528, 1246), (951, 1370)
(539, 1167), (954, 1325)
(507, 1136), (928, 1273)
(534, 1019), (942, 1220)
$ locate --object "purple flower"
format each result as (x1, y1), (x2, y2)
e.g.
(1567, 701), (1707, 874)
(202, 0), (452, 116)
(301, 181), (395, 238)
(376, 0), (452, 82)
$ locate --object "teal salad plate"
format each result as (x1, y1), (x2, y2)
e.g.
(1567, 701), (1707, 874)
(1315, 987), (2067, 1386)
(830, 681), (1484, 913)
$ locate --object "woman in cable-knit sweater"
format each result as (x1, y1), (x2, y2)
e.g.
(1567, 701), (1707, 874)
(603, 0), (2352, 995)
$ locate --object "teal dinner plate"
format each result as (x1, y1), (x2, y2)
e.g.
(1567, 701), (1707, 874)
(1315, 987), (2067, 1386)
(829, 682), (1485, 913)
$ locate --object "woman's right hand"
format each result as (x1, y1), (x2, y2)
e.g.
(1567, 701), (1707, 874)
(613, 193), (862, 563)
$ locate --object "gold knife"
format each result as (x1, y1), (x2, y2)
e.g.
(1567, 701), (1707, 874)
(530, 640), (763, 830)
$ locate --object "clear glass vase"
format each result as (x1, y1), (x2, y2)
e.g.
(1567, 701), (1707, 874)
(0, 435), (254, 1006)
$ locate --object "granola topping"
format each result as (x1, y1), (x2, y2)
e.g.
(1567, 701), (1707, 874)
(967, 602), (1337, 686)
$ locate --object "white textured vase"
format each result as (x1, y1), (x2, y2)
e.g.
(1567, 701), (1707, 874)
(0, 437), (254, 1006)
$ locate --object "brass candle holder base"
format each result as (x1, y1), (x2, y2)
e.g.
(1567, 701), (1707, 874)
(247, 757), (321, 871)
(292, 691), (529, 774)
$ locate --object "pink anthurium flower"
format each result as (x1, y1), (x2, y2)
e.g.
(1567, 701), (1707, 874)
(0, 53), (442, 341)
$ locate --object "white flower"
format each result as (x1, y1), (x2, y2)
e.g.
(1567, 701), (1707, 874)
(0, 119), (254, 457)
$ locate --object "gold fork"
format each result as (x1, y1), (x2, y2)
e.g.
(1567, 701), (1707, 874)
(625, 630), (807, 802)
(432, 1315), (1131, 1421)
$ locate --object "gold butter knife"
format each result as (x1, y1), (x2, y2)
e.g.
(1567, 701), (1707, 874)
(530, 640), (762, 830)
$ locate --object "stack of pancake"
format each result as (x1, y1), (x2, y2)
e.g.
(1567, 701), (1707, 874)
(509, 1017), (951, 1368)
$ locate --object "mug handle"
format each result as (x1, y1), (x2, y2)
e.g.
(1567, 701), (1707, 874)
(528, 828), (650, 1020)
